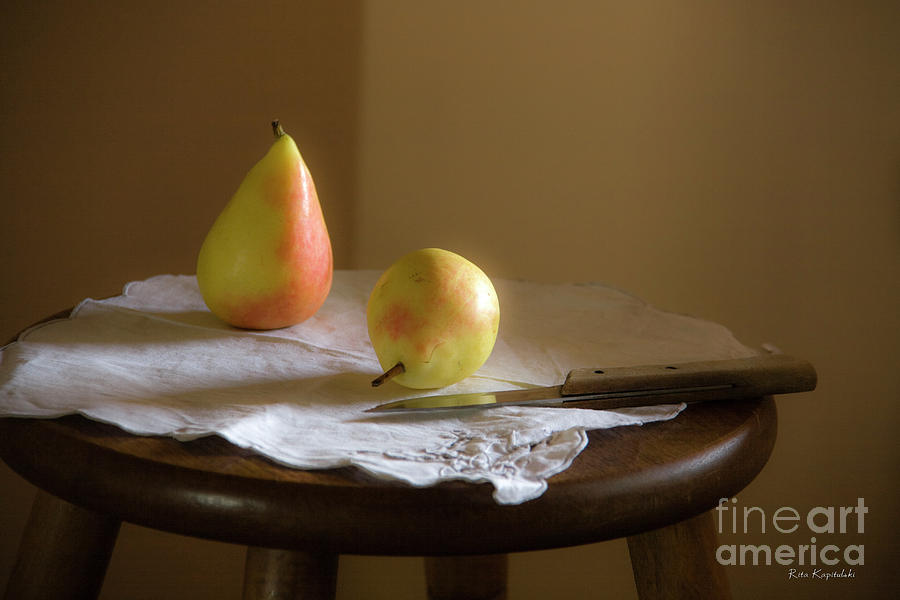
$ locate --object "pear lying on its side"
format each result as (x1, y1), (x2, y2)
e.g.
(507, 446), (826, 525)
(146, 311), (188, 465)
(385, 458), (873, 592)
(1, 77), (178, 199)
(197, 121), (333, 330)
(367, 248), (500, 389)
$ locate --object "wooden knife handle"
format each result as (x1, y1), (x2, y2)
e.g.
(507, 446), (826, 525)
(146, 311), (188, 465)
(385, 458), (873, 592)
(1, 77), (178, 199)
(560, 354), (817, 399)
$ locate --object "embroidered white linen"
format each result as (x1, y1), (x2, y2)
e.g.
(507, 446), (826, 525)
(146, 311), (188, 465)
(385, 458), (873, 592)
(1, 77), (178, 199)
(0, 272), (756, 504)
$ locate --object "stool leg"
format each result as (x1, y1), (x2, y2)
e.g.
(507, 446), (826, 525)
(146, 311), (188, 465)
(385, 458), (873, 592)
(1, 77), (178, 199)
(626, 510), (731, 600)
(242, 547), (338, 600)
(424, 554), (508, 600)
(4, 489), (121, 600)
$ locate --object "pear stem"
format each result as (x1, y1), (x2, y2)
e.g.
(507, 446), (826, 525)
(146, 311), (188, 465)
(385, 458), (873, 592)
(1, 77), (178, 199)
(272, 119), (285, 139)
(372, 362), (405, 387)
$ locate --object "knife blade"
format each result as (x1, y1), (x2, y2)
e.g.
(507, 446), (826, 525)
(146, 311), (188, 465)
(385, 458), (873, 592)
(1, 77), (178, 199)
(365, 353), (816, 414)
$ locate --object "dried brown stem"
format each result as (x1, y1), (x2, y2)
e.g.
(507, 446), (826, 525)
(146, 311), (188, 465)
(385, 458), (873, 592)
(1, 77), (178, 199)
(371, 362), (405, 387)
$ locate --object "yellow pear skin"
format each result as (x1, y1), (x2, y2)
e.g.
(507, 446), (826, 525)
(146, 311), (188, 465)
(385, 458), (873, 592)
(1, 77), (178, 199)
(367, 248), (500, 389)
(197, 121), (333, 329)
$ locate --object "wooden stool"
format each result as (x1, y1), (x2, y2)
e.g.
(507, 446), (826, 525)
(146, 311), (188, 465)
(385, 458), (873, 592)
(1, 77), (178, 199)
(0, 394), (777, 599)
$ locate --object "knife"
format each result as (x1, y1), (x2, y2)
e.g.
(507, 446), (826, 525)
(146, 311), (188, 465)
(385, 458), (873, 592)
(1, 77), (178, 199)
(365, 353), (816, 413)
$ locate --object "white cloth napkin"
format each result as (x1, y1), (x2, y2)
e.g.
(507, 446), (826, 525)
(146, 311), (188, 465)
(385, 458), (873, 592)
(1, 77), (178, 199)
(0, 272), (756, 504)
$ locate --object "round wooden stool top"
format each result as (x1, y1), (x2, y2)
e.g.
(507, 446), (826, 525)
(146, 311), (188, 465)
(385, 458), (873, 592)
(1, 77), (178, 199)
(0, 395), (776, 557)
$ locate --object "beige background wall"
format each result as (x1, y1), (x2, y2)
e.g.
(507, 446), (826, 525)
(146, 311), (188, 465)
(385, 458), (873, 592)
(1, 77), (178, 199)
(2, 1), (898, 598)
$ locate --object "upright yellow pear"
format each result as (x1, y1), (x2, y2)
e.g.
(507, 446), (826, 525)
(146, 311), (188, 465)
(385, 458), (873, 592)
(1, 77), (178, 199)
(197, 121), (332, 329)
